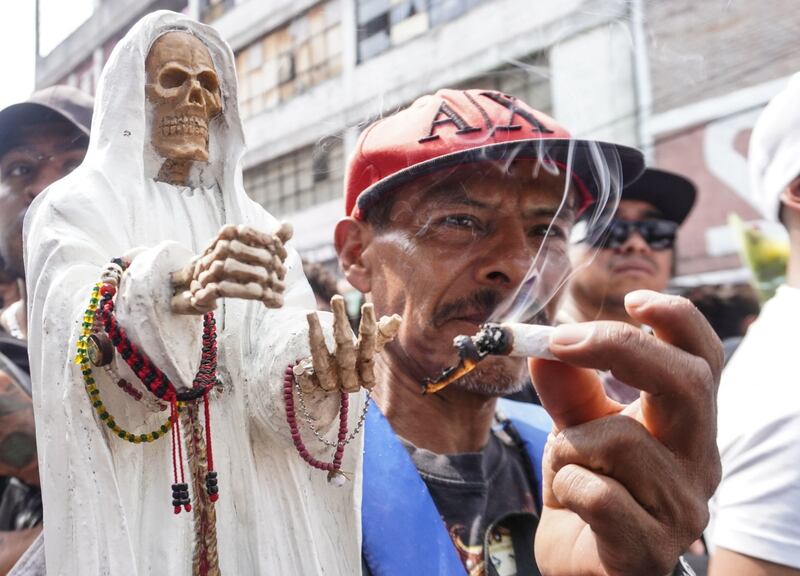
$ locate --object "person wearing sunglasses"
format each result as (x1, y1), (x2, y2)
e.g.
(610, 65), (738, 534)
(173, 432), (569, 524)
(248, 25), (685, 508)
(559, 167), (697, 404)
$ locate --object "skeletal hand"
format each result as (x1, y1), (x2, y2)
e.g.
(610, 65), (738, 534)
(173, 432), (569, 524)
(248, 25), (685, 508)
(171, 223), (292, 314)
(294, 295), (401, 393)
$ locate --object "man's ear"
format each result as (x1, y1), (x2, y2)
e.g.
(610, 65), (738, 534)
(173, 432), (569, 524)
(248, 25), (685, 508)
(783, 177), (800, 208)
(334, 217), (373, 294)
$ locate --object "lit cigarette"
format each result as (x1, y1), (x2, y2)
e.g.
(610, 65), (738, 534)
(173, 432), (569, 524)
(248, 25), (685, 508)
(422, 322), (556, 394)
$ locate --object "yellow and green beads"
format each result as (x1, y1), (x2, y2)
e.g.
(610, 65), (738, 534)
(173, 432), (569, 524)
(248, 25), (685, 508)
(77, 282), (175, 444)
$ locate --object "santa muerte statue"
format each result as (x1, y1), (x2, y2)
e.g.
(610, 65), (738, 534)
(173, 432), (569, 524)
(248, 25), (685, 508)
(25, 11), (398, 575)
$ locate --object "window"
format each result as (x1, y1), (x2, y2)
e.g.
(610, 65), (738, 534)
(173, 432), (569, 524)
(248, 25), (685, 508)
(454, 53), (552, 115)
(200, 0), (236, 23)
(244, 137), (345, 217)
(237, 1), (343, 119)
(356, 0), (488, 62)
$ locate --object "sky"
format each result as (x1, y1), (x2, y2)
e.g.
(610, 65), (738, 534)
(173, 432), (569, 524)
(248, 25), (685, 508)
(0, 0), (94, 110)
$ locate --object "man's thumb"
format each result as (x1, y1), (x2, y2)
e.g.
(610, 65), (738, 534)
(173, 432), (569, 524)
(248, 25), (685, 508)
(529, 358), (620, 430)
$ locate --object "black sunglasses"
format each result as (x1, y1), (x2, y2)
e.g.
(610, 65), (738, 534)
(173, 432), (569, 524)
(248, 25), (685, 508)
(592, 219), (678, 250)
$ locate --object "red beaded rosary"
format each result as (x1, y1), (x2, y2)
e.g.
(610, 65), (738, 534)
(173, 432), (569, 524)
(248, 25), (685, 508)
(283, 364), (370, 486)
(98, 279), (220, 513)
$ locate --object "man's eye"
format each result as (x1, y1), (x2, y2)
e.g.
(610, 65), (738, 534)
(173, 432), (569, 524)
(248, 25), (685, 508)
(530, 224), (566, 239)
(442, 215), (481, 230)
(6, 163), (33, 178)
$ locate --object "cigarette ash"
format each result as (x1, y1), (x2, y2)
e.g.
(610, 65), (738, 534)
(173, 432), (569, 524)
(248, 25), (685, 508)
(421, 323), (510, 394)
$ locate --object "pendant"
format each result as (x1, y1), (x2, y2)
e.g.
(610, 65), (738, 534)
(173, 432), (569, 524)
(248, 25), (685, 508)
(87, 333), (114, 366)
(327, 470), (347, 487)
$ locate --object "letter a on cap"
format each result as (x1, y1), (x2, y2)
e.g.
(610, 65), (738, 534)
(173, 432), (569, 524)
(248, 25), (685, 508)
(418, 102), (481, 143)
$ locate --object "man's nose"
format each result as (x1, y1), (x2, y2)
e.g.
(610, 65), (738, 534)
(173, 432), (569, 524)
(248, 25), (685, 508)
(617, 228), (651, 254)
(473, 226), (534, 289)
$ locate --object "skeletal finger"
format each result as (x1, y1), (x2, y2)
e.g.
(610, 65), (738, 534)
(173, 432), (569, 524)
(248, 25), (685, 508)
(273, 241), (288, 262)
(376, 314), (402, 350)
(171, 259), (196, 289)
(234, 225), (277, 249)
(307, 312), (336, 391)
(171, 290), (205, 314)
(275, 222), (293, 244)
(197, 260), (225, 286)
(230, 226), (289, 265)
(356, 304), (378, 389)
(262, 271), (285, 294)
(332, 295), (358, 393)
(261, 287), (284, 309)
(190, 283), (221, 310)
(196, 240), (231, 276)
(198, 258), (270, 287)
(205, 239), (280, 271)
(272, 255), (286, 280)
(214, 280), (265, 301)
(293, 359), (318, 394)
(217, 224), (238, 242)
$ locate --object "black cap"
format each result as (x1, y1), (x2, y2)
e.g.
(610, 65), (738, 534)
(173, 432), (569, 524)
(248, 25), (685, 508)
(622, 167), (697, 225)
(0, 85), (93, 158)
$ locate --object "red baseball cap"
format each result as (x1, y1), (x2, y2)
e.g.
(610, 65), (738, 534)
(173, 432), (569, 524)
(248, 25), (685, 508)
(345, 89), (645, 220)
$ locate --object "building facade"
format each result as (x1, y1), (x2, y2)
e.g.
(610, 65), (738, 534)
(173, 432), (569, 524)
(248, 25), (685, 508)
(35, 0), (800, 283)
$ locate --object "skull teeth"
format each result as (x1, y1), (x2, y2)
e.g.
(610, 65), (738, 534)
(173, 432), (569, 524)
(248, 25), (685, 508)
(159, 115), (209, 137)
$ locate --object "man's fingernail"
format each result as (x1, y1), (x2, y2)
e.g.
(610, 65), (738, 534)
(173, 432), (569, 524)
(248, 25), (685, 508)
(551, 324), (591, 347)
(624, 290), (653, 309)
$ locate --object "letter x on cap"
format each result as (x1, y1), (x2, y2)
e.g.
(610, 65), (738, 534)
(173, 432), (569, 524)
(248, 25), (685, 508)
(345, 89), (645, 220)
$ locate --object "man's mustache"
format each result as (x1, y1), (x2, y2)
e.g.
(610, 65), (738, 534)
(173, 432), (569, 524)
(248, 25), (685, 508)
(432, 289), (550, 328)
(432, 289), (502, 328)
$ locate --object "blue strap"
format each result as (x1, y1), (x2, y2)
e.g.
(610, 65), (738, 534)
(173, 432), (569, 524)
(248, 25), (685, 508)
(362, 400), (552, 575)
(362, 406), (467, 576)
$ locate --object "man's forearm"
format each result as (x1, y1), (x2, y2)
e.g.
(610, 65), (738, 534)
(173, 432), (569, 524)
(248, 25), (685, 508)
(710, 547), (800, 576)
(0, 373), (38, 485)
(0, 526), (43, 575)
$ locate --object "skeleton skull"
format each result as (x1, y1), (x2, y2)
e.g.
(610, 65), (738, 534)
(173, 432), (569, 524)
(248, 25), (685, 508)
(145, 32), (222, 163)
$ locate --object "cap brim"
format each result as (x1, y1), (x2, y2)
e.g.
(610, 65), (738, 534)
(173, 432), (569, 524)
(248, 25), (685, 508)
(0, 102), (91, 158)
(356, 138), (645, 218)
(622, 168), (697, 224)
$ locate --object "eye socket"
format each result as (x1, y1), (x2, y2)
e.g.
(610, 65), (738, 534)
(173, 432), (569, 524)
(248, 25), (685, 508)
(529, 223), (567, 240)
(5, 162), (34, 179)
(440, 214), (483, 231)
(198, 71), (219, 92)
(159, 68), (188, 89)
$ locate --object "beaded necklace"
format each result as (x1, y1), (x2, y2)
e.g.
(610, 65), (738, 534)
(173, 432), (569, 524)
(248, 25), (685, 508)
(78, 260), (220, 514)
(283, 363), (370, 486)
(76, 283), (174, 444)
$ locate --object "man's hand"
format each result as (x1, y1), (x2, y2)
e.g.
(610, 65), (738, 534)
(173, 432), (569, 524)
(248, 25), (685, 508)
(530, 290), (723, 576)
(171, 223), (292, 314)
(295, 295), (401, 393)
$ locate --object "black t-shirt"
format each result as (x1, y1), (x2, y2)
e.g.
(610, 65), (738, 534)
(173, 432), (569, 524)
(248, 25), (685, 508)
(401, 427), (541, 576)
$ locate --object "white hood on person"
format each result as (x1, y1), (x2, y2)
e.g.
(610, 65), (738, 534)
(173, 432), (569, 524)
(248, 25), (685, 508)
(749, 72), (800, 221)
(24, 10), (361, 576)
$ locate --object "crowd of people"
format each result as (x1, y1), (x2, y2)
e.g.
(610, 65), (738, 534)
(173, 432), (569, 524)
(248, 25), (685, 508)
(0, 10), (797, 576)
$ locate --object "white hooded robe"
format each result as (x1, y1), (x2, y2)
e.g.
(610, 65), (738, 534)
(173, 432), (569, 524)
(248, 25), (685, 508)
(25, 11), (362, 576)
